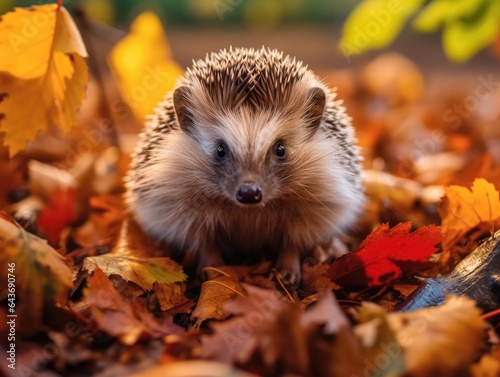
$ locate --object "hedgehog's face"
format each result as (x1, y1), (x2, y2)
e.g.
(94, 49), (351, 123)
(172, 84), (330, 208)
(211, 140), (286, 205)
(201, 122), (290, 207)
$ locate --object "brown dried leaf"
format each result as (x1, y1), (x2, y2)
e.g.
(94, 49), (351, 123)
(152, 281), (189, 312)
(84, 268), (182, 345)
(191, 275), (244, 328)
(301, 262), (340, 297)
(200, 285), (288, 364)
(201, 287), (371, 377)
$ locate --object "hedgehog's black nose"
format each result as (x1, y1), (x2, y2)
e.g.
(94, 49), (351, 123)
(236, 183), (262, 204)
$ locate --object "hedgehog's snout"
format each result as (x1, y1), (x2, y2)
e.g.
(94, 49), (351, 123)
(236, 182), (262, 204)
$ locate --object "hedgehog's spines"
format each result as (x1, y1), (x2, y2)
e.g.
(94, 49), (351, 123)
(183, 47), (315, 111)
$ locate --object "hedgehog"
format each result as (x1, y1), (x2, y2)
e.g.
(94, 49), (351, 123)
(125, 47), (364, 284)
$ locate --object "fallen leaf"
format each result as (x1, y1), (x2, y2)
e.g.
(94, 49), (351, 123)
(84, 268), (182, 345)
(152, 281), (189, 312)
(191, 275), (244, 328)
(328, 222), (442, 288)
(39, 187), (77, 245)
(83, 254), (186, 291)
(302, 292), (368, 377)
(201, 287), (375, 377)
(389, 295), (487, 377)
(354, 303), (406, 377)
(108, 11), (183, 121)
(301, 262), (340, 297)
(439, 178), (500, 269)
(200, 285), (288, 365)
(127, 360), (259, 377)
(0, 4), (89, 156)
(0, 216), (73, 335)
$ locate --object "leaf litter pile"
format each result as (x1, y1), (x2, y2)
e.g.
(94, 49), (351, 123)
(1, 4), (500, 377)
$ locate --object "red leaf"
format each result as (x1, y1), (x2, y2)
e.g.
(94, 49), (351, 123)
(328, 222), (442, 289)
(39, 187), (78, 244)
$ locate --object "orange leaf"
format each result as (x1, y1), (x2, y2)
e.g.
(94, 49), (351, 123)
(328, 222), (442, 288)
(439, 178), (500, 252)
(438, 178), (500, 270)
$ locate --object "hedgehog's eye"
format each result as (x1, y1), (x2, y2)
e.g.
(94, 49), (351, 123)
(275, 143), (286, 159)
(216, 143), (227, 159)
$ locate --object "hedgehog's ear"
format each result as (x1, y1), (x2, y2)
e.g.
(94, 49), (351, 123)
(304, 87), (326, 134)
(173, 86), (194, 133)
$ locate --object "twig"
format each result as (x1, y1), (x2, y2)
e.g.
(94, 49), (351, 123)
(482, 307), (500, 321)
(202, 280), (246, 298)
(202, 266), (231, 278)
(65, 237), (113, 259)
(337, 299), (362, 306)
(271, 268), (295, 303)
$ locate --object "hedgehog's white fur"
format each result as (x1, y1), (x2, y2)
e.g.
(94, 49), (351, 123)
(125, 47), (364, 283)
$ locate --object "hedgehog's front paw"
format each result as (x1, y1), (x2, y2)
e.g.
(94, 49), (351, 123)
(274, 248), (301, 286)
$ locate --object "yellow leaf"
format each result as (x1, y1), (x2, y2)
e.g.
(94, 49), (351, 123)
(108, 11), (183, 122)
(83, 254), (187, 291)
(340, 0), (425, 57)
(412, 0), (500, 62)
(388, 296), (487, 377)
(439, 178), (500, 252)
(191, 275), (244, 328)
(0, 216), (73, 335)
(412, 0), (484, 33)
(0, 5), (89, 156)
(442, 1), (500, 63)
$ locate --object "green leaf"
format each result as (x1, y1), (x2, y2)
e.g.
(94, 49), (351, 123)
(413, 0), (484, 32)
(340, 0), (425, 57)
(443, 0), (500, 62)
(83, 254), (187, 290)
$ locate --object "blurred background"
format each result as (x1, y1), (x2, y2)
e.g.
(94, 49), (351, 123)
(2, 0), (498, 72)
